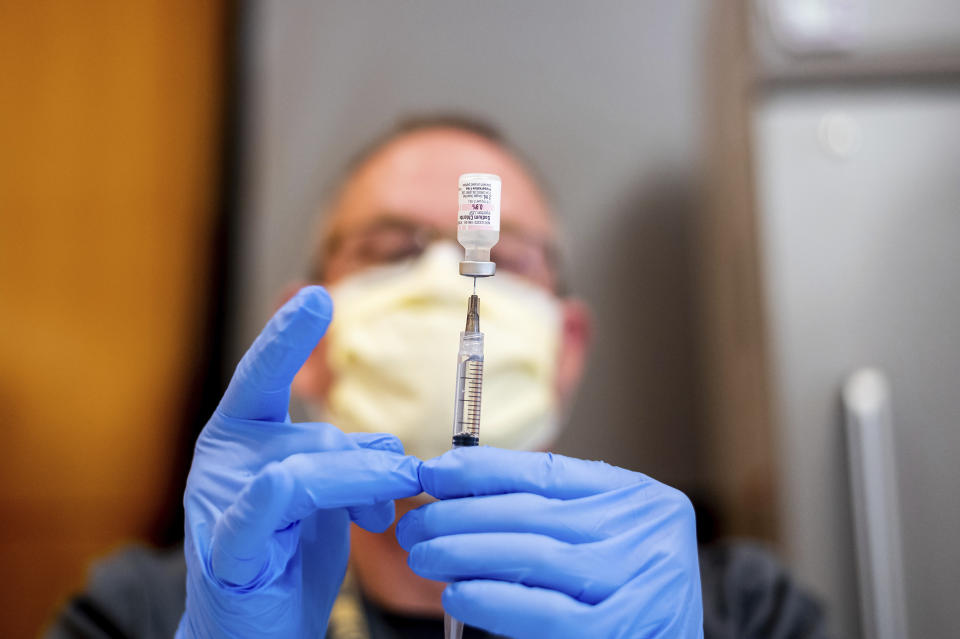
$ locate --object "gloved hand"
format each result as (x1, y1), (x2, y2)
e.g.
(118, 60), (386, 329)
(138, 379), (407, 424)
(177, 286), (423, 639)
(397, 447), (703, 639)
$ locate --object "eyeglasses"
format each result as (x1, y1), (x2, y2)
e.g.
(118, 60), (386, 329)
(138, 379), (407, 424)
(317, 218), (562, 292)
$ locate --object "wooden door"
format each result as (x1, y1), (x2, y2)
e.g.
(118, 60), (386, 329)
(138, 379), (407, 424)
(0, 2), (226, 634)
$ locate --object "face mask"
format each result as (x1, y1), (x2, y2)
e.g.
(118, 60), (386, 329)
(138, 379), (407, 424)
(303, 242), (562, 461)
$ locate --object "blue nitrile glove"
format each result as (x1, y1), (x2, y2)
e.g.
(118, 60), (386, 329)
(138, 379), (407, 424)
(397, 447), (703, 639)
(176, 286), (423, 639)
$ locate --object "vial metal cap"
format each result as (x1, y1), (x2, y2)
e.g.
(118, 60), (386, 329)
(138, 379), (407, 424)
(459, 261), (496, 277)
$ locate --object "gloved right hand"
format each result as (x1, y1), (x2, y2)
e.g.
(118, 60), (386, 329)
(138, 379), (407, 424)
(398, 447), (703, 638)
(176, 286), (423, 639)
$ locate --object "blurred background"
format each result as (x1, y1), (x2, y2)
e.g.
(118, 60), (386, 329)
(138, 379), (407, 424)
(1, 1), (958, 637)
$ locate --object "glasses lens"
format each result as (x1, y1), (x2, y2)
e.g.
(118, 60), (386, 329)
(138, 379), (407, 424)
(326, 222), (558, 290)
(333, 224), (426, 271)
(492, 234), (557, 289)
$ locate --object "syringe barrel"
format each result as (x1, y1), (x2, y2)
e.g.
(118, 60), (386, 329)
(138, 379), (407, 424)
(451, 331), (484, 447)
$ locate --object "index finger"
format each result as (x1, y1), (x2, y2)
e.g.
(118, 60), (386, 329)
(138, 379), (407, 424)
(419, 447), (643, 500)
(210, 449), (422, 586)
(218, 286), (332, 421)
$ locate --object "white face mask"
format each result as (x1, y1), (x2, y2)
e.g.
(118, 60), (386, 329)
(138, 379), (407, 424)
(303, 242), (562, 461)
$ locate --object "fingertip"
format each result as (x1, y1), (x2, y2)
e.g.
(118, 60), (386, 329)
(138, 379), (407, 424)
(220, 286), (334, 421)
(406, 541), (427, 574)
(418, 448), (464, 497)
(442, 581), (468, 619)
(349, 500), (395, 533)
(253, 461), (295, 506)
(399, 454), (425, 489)
(444, 581), (500, 629)
(293, 285), (333, 323)
(407, 539), (460, 583)
(420, 446), (499, 498)
(364, 449), (423, 490)
(416, 458), (432, 495)
(395, 508), (420, 551)
(277, 285), (333, 345)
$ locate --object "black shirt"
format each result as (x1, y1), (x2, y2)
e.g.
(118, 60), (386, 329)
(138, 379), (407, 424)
(44, 542), (833, 639)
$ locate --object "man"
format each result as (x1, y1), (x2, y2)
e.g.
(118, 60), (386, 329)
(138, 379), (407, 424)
(49, 117), (831, 639)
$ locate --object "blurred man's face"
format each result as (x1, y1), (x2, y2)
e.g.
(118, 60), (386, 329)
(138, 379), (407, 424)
(292, 127), (588, 406)
(320, 127), (558, 290)
(288, 127), (590, 616)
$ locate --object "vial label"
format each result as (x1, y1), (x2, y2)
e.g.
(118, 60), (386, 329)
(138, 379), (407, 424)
(458, 177), (501, 231)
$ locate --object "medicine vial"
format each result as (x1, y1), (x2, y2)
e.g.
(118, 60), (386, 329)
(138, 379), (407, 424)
(457, 173), (501, 277)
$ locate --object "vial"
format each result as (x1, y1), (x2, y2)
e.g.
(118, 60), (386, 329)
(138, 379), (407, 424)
(457, 172), (501, 277)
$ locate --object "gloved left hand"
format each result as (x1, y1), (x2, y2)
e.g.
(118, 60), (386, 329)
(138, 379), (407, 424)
(177, 286), (423, 638)
(396, 447), (703, 638)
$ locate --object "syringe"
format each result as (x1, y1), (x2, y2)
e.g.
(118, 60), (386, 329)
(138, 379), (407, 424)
(446, 293), (483, 639)
(447, 173), (499, 639)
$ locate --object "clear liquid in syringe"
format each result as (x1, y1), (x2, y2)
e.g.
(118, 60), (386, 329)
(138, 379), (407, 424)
(452, 353), (483, 447)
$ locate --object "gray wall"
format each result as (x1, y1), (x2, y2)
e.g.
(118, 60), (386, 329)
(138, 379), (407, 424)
(748, 1), (960, 635)
(754, 86), (960, 639)
(233, 1), (709, 490)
